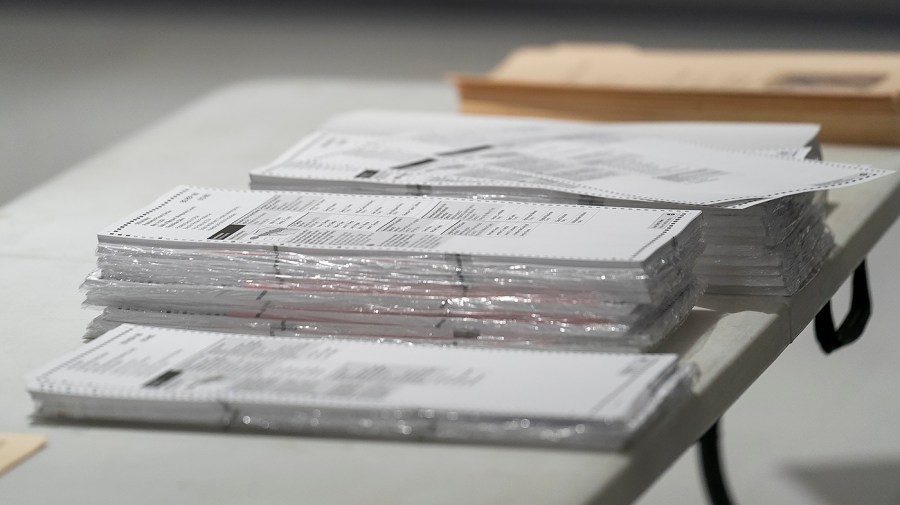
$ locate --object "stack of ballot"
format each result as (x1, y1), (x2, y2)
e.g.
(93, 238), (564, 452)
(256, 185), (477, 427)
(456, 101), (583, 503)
(692, 192), (832, 294)
(82, 186), (705, 351)
(249, 110), (892, 295)
(27, 324), (694, 448)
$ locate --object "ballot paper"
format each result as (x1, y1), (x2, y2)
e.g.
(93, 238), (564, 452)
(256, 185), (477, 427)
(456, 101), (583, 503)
(96, 185), (703, 303)
(247, 110), (891, 295)
(83, 186), (704, 351)
(83, 281), (701, 350)
(27, 324), (693, 449)
(249, 111), (889, 209)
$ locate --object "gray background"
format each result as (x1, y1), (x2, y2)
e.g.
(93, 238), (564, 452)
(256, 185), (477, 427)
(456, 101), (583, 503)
(2, 2), (899, 504)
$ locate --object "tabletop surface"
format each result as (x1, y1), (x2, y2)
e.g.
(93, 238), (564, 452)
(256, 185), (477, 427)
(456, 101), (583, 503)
(1, 78), (898, 505)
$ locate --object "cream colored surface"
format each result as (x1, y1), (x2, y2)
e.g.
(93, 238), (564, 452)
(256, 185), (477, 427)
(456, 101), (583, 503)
(0, 434), (46, 477)
(491, 43), (900, 95)
(460, 43), (900, 145)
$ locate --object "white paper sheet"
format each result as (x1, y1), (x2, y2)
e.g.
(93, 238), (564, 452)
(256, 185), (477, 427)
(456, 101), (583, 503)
(28, 324), (682, 423)
(99, 186), (700, 265)
(251, 110), (890, 209)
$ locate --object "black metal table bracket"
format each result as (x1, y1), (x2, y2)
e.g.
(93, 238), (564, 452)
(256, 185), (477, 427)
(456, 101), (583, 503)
(697, 260), (872, 505)
(815, 260), (871, 354)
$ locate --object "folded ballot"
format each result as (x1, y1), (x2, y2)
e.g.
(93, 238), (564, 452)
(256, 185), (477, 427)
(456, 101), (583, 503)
(249, 110), (862, 208)
(83, 186), (704, 351)
(27, 324), (693, 449)
(248, 110), (892, 294)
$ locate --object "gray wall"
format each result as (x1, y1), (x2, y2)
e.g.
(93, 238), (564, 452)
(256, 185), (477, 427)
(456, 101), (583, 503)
(3, 2), (899, 204)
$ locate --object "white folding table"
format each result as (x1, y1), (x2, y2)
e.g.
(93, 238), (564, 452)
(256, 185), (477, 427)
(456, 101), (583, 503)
(1, 79), (898, 505)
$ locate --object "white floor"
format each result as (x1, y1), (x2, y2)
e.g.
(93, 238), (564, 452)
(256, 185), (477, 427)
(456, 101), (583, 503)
(2, 4), (899, 504)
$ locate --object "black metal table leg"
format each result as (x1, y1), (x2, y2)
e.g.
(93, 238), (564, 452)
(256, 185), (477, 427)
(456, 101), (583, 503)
(699, 420), (735, 505)
(697, 260), (872, 505)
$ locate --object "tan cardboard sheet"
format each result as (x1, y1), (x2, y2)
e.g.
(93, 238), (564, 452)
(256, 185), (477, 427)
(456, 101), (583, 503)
(0, 433), (46, 477)
(489, 43), (900, 97)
